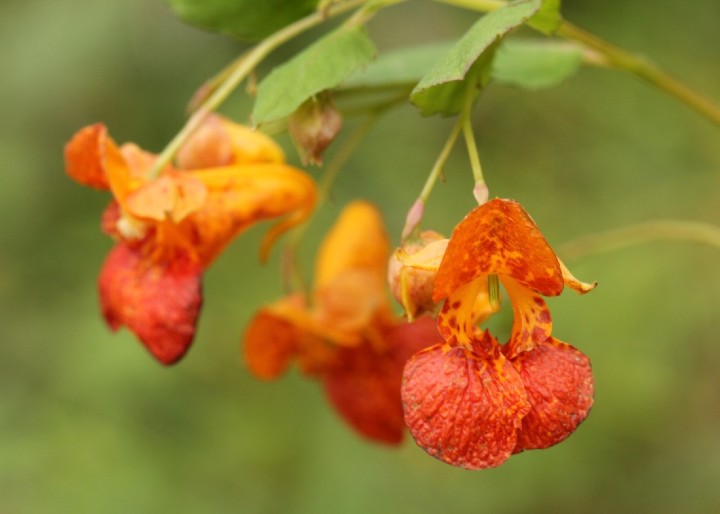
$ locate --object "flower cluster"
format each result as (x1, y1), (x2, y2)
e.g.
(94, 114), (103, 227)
(397, 198), (596, 469)
(65, 115), (317, 364)
(66, 114), (595, 468)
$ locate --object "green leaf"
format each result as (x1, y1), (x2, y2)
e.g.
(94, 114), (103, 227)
(410, 0), (542, 116)
(527, 0), (563, 35)
(492, 39), (582, 89)
(342, 42), (454, 90)
(165, 0), (317, 42)
(253, 26), (376, 124)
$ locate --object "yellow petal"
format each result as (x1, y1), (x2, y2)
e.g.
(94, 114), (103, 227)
(184, 163), (317, 266)
(501, 276), (553, 358)
(395, 238), (448, 272)
(176, 114), (284, 169)
(314, 201), (390, 291)
(559, 259), (597, 294)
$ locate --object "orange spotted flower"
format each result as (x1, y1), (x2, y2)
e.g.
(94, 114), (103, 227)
(399, 198), (596, 469)
(65, 114), (317, 364)
(243, 201), (442, 444)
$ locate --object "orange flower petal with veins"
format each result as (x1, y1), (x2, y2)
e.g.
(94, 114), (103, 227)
(98, 243), (202, 365)
(512, 338), (594, 452)
(433, 199), (564, 303)
(402, 333), (531, 469)
(176, 114), (284, 169)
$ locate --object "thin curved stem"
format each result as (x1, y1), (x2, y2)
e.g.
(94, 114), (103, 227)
(559, 220), (720, 261)
(419, 117), (464, 203)
(432, 0), (720, 128)
(556, 22), (720, 127)
(147, 0), (366, 179)
(283, 111), (387, 295)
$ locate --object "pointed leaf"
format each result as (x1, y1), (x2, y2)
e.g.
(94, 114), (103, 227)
(165, 0), (317, 42)
(253, 26), (376, 124)
(410, 0), (541, 116)
(342, 42), (453, 90)
(492, 39), (582, 89)
(527, 0), (563, 35)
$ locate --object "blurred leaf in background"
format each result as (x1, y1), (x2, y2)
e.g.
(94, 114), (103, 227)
(2, 0), (720, 513)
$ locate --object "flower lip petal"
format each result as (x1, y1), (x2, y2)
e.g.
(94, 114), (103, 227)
(433, 198), (564, 302)
(512, 337), (594, 453)
(98, 243), (203, 365)
(402, 335), (531, 470)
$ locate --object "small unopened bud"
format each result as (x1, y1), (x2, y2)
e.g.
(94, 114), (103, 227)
(289, 96), (343, 165)
(388, 230), (445, 319)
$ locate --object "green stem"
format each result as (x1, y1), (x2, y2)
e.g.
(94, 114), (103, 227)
(460, 92), (487, 201)
(559, 220), (720, 261)
(419, 117), (464, 203)
(283, 112), (385, 295)
(435, 0), (505, 11)
(147, 0), (367, 179)
(556, 22), (720, 127)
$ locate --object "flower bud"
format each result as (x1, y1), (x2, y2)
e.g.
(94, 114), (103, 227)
(289, 96), (343, 165)
(388, 230), (446, 319)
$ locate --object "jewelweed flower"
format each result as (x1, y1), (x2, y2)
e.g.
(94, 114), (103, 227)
(243, 201), (442, 444)
(399, 198), (596, 469)
(65, 114), (317, 364)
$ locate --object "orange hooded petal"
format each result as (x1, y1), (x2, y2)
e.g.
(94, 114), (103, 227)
(244, 307), (301, 380)
(181, 164), (317, 266)
(402, 334), (531, 470)
(433, 199), (564, 302)
(64, 124), (112, 189)
(98, 243), (203, 365)
(512, 338), (594, 452)
(176, 114), (284, 169)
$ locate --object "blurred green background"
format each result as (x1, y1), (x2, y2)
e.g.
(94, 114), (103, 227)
(2, 0), (720, 512)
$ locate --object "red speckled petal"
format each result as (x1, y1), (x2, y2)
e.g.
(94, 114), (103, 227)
(502, 276), (553, 358)
(323, 317), (442, 444)
(512, 338), (594, 452)
(98, 243), (202, 365)
(402, 336), (530, 469)
(243, 308), (300, 380)
(433, 199), (563, 302)
(64, 124), (112, 189)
